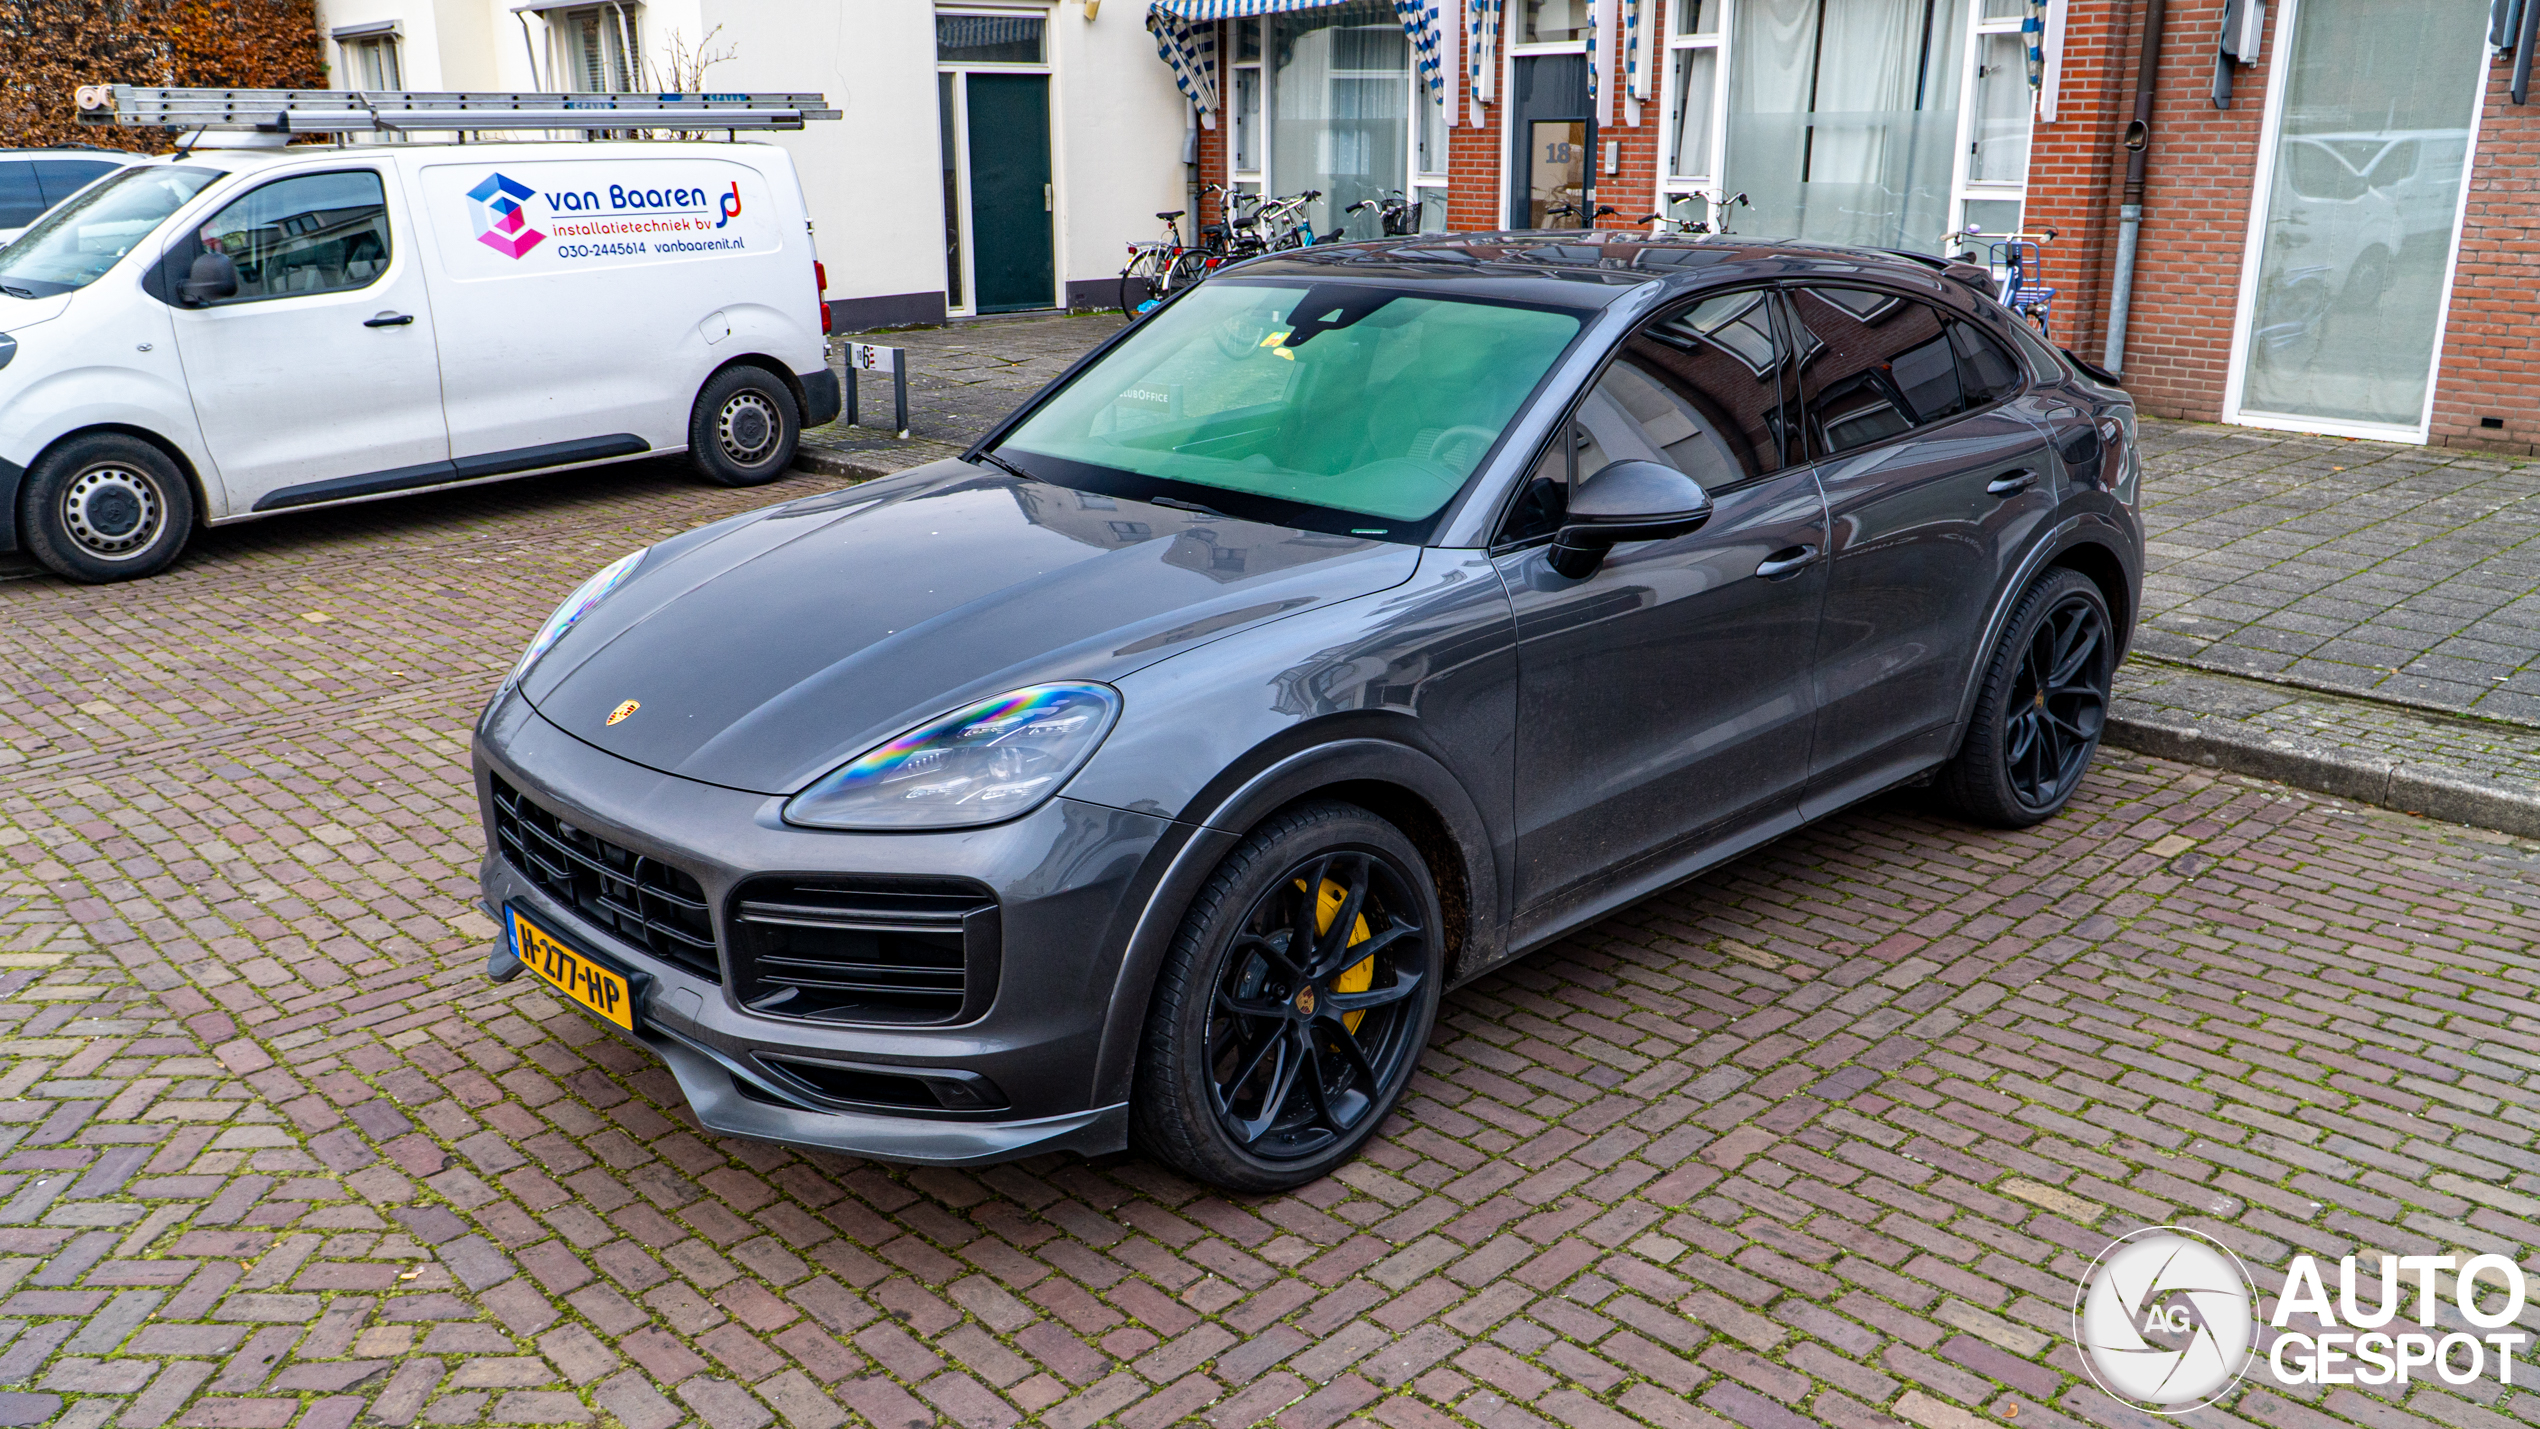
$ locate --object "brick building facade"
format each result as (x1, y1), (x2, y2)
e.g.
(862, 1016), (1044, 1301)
(1169, 0), (2525, 452)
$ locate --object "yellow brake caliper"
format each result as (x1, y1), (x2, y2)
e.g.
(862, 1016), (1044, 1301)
(1296, 877), (1375, 1032)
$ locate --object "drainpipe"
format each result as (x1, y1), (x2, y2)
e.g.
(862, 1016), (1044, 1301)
(2103, 0), (2167, 377)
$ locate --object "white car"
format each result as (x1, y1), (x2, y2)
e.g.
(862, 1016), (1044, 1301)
(0, 139), (835, 582)
(0, 147), (152, 246)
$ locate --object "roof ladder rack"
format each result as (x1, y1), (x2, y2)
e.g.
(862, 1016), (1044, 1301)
(74, 85), (840, 135)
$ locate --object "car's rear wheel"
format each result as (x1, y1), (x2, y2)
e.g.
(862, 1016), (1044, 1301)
(1133, 801), (1443, 1192)
(19, 433), (196, 584)
(1935, 567), (2114, 827)
(689, 366), (799, 488)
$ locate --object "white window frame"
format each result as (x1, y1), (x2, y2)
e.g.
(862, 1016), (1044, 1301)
(2217, 0), (2490, 444)
(336, 29), (405, 92)
(937, 5), (1057, 319)
(1230, 14), (1453, 238)
(1656, 0), (1730, 228)
(546, 4), (644, 92)
(1947, 0), (2035, 241)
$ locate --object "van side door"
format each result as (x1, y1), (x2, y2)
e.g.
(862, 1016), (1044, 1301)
(163, 166), (450, 516)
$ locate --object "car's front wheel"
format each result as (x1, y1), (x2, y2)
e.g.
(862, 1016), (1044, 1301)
(19, 433), (196, 583)
(1133, 801), (1444, 1192)
(1935, 567), (2115, 826)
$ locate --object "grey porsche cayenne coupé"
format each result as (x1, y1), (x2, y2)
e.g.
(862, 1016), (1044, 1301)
(475, 233), (2140, 1191)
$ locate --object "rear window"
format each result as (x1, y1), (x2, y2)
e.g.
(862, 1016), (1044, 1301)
(1000, 280), (1584, 534)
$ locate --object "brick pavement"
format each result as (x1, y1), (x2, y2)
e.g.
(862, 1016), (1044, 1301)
(2, 454), (2540, 1429)
(798, 315), (1130, 477)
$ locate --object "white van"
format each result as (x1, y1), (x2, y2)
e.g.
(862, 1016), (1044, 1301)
(0, 138), (835, 582)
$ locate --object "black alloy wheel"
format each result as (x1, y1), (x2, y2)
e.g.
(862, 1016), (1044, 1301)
(1135, 802), (1444, 1191)
(1936, 567), (2114, 827)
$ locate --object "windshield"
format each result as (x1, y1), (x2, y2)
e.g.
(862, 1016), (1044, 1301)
(999, 280), (1584, 536)
(0, 165), (222, 298)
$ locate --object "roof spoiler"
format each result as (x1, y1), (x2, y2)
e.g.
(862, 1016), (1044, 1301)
(1871, 247), (2001, 302)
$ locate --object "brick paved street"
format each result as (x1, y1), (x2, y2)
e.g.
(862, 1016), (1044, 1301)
(2, 449), (2539, 1429)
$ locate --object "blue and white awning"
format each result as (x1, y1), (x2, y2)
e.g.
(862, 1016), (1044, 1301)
(1147, 0), (1449, 129)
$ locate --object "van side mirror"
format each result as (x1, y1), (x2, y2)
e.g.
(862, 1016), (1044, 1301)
(1549, 459), (1711, 579)
(180, 250), (238, 306)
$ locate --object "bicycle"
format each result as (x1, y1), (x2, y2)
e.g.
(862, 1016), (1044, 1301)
(1644, 190), (1749, 236)
(1945, 224), (2059, 337)
(1117, 207), (1191, 319)
(1346, 191), (1428, 237)
(1541, 201), (1620, 228)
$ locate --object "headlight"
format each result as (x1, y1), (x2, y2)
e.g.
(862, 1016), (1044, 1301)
(508, 546), (646, 688)
(784, 683), (1120, 831)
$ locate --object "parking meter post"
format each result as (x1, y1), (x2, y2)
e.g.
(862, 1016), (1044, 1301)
(845, 367), (859, 428)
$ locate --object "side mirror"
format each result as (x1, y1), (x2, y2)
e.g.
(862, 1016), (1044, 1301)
(180, 250), (238, 306)
(1548, 459), (1711, 579)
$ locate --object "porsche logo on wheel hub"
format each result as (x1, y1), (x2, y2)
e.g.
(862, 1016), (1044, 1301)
(606, 699), (641, 726)
(1293, 987), (1316, 1016)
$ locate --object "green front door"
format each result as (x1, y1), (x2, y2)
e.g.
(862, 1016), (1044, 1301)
(965, 73), (1055, 313)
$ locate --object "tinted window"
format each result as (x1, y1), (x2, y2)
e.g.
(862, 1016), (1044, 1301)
(1787, 287), (1970, 456)
(34, 160), (119, 206)
(1951, 320), (2023, 405)
(0, 163), (42, 228)
(1499, 288), (1787, 543)
(197, 170), (390, 301)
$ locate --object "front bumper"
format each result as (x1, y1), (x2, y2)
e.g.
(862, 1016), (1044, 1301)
(474, 689), (1176, 1165)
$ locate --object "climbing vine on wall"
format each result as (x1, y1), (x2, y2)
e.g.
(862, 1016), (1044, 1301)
(0, 0), (325, 149)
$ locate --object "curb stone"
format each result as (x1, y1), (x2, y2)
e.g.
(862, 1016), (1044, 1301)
(2106, 703), (2540, 837)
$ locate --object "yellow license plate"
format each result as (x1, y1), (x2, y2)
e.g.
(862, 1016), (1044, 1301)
(510, 907), (636, 1031)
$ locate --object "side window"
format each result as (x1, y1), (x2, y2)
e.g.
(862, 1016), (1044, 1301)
(1498, 288), (1788, 545)
(1786, 287), (1968, 457)
(34, 161), (118, 207)
(196, 170), (391, 302)
(0, 162), (43, 229)
(1950, 320), (2024, 406)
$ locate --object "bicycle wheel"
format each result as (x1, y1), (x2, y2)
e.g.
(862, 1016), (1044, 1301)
(1119, 249), (1165, 319)
(1166, 250), (1213, 291)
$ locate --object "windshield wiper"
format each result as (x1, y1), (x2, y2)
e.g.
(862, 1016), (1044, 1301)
(0, 285), (35, 300)
(1150, 496), (1232, 519)
(972, 448), (1036, 483)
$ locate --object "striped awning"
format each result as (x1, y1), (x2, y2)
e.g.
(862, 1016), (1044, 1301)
(1146, 0), (1448, 129)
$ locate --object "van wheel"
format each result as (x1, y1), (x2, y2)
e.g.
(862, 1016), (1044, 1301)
(19, 434), (196, 583)
(688, 367), (799, 488)
(1132, 801), (1443, 1193)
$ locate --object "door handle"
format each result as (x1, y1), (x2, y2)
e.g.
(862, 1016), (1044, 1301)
(364, 312), (415, 328)
(1755, 544), (1818, 581)
(1987, 468), (2039, 497)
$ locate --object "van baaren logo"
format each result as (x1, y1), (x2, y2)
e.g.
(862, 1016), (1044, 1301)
(466, 172), (544, 258)
(2074, 1227), (2258, 1413)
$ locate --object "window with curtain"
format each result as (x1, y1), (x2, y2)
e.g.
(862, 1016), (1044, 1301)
(341, 34), (402, 90)
(1270, 2), (1408, 241)
(1724, 0), (1964, 250)
(550, 6), (641, 91)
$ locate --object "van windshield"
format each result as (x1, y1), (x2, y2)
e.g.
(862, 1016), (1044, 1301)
(0, 165), (223, 298)
(997, 280), (1584, 537)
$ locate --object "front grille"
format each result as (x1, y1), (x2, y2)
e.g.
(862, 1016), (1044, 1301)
(488, 775), (721, 983)
(729, 876), (999, 1025)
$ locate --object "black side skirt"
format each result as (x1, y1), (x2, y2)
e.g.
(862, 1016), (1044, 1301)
(252, 434), (651, 513)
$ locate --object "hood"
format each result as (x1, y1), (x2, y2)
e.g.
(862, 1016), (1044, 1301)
(522, 461), (1420, 794)
(0, 290), (73, 333)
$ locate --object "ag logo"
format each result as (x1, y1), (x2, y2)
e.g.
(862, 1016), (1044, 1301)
(2074, 1227), (2257, 1413)
(605, 699), (640, 727)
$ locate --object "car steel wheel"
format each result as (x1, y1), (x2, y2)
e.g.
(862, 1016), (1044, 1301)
(59, 464), (164, 560)
(1204, 850), (1429, 1161)
(717, 392), (781, 465)
(2002, 592), (2110, 811)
